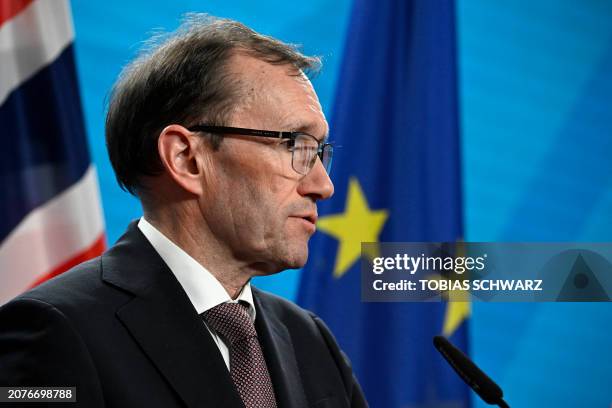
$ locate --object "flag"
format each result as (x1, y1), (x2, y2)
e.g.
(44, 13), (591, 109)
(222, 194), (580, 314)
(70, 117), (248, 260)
(298, 0), (470, 406)
(0, 0), (105, 304)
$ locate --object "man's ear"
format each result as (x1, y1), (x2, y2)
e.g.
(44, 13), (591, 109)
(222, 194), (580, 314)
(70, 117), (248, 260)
(157, 124), (210, 195)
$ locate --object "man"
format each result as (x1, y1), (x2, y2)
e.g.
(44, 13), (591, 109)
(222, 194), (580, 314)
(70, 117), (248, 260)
(0, 15), (367, 407)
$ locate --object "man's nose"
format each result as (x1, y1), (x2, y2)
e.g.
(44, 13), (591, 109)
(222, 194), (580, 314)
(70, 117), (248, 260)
(297, 157), (334, 201)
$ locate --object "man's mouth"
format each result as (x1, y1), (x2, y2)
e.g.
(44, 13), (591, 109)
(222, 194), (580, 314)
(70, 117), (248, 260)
(300, 213), (317, 225)
(290, 213), (318, 231)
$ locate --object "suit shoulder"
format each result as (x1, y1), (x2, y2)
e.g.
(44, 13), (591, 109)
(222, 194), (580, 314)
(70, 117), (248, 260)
(12, 256), (103, 307)
(6, 255), (130, 326)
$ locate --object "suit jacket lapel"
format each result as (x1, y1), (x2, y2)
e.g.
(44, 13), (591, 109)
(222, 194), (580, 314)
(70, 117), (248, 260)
(102, 222), (243, 408)
(254, 289), (308, 408)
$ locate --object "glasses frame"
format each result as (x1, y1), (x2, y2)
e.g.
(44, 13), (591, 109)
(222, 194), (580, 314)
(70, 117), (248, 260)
(187, 125), (333, 175)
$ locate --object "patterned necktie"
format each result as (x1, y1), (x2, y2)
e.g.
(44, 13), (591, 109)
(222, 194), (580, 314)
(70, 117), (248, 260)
(202, 302), (278, 408)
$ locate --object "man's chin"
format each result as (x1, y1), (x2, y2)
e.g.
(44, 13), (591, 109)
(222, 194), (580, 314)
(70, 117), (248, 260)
(275, 252), (308, 272)
(289, 244), (309, 268)
(274, 247), (309, 272)
(250, 250), (308, 276)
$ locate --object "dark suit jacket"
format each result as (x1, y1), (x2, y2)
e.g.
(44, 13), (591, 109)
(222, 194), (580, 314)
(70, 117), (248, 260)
(0, 222), (367, 407)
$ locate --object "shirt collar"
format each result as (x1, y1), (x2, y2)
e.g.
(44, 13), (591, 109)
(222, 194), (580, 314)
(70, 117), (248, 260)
(137, 217), (255, 321)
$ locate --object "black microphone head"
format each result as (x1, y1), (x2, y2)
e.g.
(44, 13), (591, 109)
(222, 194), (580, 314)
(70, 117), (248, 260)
(433, 335), (503, 405)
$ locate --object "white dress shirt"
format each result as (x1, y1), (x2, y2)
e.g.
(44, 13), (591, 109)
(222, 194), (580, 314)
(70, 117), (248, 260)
(138, 217), (255, 370)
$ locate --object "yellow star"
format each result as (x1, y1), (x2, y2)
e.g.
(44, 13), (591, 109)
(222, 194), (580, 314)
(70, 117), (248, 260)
(442, 241), (471, 336)
(317, 177), (389, 278)
(443, 302), (470, 336)
(423, 273), (470, 336)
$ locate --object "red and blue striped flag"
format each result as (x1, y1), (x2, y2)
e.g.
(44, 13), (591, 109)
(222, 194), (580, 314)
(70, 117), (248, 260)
(0, 0), (105, 304)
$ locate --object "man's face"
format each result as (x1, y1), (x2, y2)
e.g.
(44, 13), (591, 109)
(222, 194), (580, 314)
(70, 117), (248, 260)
(196, 54), (334, 274)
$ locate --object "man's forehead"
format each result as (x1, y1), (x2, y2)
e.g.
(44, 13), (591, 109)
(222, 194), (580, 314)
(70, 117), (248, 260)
(230, 53), (297, 79)
(229, 53), (328, 138)
(230, 53), (317, 98)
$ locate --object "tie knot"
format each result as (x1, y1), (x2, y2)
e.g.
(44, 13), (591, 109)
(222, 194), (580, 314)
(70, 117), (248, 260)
(202, 302), (256, 344)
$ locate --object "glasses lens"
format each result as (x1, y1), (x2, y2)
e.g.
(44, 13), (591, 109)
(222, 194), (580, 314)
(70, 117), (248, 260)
(320, 144), (333, 174)
(292, 134), (319, 175)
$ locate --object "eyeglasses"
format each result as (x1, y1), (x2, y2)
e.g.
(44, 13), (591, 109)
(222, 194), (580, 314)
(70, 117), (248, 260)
(188, 125), (333, 175)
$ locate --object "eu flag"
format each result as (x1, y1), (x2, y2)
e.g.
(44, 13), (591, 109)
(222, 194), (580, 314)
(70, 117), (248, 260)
(298, 0), (470, 406)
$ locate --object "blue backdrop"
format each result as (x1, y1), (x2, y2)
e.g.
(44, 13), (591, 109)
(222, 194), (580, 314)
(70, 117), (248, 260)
(71, 1), (612, 406)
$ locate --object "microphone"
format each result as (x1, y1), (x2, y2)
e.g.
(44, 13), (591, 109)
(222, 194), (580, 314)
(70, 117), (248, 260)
(433, 335), (510, 408)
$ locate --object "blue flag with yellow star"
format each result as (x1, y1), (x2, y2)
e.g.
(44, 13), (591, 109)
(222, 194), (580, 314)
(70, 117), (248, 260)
(298, 0), (470, 406)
